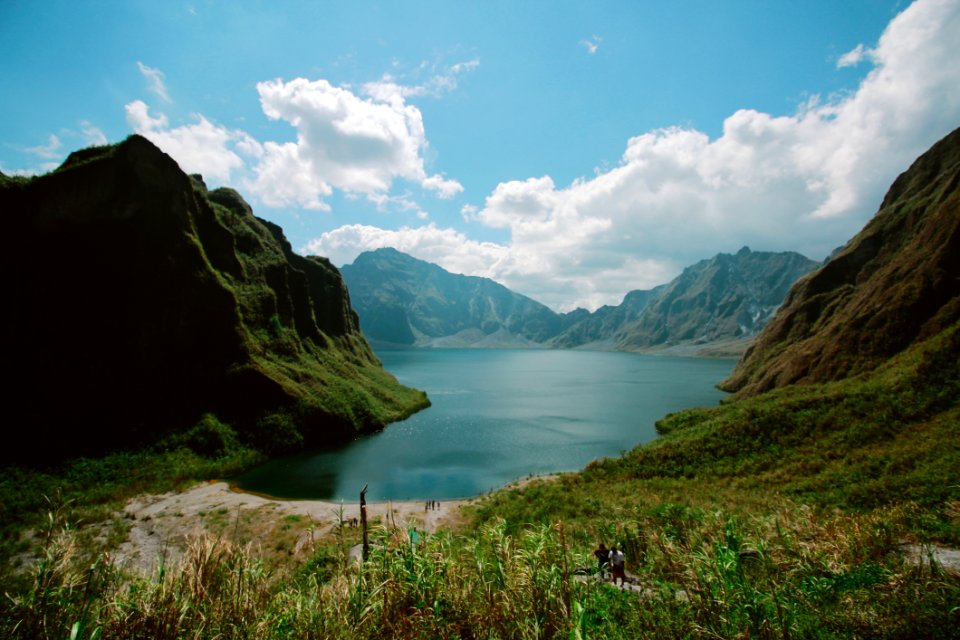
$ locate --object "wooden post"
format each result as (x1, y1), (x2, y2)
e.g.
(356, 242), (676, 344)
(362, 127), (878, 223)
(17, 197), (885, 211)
(360, 483), (369, 562)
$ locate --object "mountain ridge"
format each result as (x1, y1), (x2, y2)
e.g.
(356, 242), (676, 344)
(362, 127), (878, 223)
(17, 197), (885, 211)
(341, 246), (818, 354)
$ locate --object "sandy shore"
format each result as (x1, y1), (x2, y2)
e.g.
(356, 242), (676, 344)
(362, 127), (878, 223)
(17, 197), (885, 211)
(112, 480), (471, 574)
(108, 474), (564, 574)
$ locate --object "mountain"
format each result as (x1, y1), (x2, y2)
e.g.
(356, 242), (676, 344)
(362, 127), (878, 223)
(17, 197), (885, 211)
(608, 248), (819, 351)
(0, 136), (428, 463)
(721, 126), (960, 396)
(340, 247), (565, 347)
(342, 247), (817, 353)
(546, 287), (666, 349)
(548, 248), (818, 352)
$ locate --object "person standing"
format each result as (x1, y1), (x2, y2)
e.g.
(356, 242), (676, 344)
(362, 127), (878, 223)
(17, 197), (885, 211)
(609, 546), (626, 587)
(593, 543), (609, 579)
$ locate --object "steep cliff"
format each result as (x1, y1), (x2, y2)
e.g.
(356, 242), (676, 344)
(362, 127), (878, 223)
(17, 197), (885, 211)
(721, 126), (960, 396)
(0, 136), (428, 462)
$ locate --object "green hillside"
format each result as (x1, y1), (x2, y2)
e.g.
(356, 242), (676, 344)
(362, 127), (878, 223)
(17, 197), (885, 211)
(0, 136), (428, 464)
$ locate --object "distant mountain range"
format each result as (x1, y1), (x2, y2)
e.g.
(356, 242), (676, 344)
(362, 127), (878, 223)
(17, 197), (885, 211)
(341, 246), (819, 353)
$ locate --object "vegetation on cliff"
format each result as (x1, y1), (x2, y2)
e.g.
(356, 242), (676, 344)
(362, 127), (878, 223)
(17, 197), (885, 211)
(721, 126), (960, 396)
(0, 136), (427, 467)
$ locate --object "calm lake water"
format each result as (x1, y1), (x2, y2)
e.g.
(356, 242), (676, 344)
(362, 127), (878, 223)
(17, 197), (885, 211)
(234, 349), (733, 501)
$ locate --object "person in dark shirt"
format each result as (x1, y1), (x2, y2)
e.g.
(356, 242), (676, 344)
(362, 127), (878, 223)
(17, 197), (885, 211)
(593, 543), (609, 578)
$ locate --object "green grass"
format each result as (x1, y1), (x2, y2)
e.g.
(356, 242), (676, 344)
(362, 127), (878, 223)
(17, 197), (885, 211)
(2, 504), (957, 639)
(0, 415), (263, 561)
(1, 323), (957, 638)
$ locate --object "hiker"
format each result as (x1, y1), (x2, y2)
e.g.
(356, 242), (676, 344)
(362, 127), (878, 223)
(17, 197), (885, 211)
(409, 527), (420, 546)
(609, 546), (626, 586)
(593, 543), (609, 578)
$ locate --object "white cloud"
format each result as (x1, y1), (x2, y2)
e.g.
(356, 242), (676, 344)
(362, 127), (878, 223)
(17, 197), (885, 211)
(837, 43), (870, 68)
(362, 58), (480, 102)
(580, 35), (602, 55)
(249, 77), (462, 209)
(421, 173), (464, 199)
(119, 67), (465, 210)
(79, 121), (108, 146)
(305, 223), (508, 277)
(308, 0), (960, 312)
(137, 61), (171, 103)
(125, 100), (249, 182)
(25, 134), (62, 159)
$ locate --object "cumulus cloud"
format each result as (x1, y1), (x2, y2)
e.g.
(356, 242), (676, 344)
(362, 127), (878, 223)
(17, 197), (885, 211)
(249, 77), (463, 209)
(137, 61), (171, 103)
(125, 100), (251, 183)
(120, 69), (465, 209)
(310, 0), (960, 311)
(304, 223), (508, 277)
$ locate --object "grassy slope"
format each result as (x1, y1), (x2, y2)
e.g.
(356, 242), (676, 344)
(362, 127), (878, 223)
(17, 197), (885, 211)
(475, 319), (959, 534)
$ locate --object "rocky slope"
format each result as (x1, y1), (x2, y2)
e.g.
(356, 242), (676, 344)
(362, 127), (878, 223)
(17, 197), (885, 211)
(721, 125), (960, 396)
(546, 287), (666, 349)
(0, 136), (427, 463)
(556, 248), (818, 351)
(341, 247), (565, 347)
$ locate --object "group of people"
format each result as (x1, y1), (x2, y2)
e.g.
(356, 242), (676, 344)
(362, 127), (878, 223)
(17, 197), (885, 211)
(593, 542), (627, 586)
(425, 500), (441, 511)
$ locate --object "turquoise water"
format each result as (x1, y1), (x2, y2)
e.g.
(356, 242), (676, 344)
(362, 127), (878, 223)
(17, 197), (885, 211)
(234, 349), (733, 501)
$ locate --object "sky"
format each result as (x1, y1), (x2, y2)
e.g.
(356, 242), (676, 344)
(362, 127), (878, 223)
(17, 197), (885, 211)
(3, 0), (960, 312)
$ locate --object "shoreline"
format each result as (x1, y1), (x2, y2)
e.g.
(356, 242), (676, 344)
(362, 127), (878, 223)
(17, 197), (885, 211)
(111, 474), (562, 575)
(226, 470), (565, 504)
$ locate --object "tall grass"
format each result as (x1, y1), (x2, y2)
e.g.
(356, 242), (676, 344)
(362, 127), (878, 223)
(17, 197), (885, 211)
(2, 502), (958, 639)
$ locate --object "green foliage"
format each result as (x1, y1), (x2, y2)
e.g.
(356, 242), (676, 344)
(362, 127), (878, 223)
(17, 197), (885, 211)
(250, 412), (304, 454)
(2, 134), (430, 465)
(3, 505), (959, 639)
(0, 420), (262, 549)
(163, 413), (242, 458)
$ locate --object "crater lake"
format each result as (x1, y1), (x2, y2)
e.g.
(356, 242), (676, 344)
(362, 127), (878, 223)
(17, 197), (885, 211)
(234, 349), (734, 501)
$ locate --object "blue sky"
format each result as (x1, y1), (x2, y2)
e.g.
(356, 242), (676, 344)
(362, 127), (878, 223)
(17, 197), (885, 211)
(3, 0), (959, 311)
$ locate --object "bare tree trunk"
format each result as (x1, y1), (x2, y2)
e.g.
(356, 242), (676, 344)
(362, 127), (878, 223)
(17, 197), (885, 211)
(360, 483), (369, 562)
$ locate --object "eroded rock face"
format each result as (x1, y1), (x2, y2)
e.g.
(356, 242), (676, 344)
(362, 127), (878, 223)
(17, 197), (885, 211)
(1, 136), (426, 462)
(607, 248), (819, 351)
(721, 126), (960, 396)
(341, 247), (563, 347)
